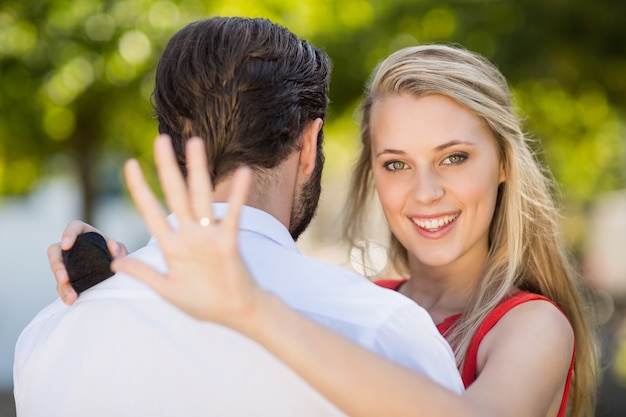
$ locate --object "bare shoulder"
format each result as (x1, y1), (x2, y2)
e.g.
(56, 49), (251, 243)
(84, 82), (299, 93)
(468, 299), (575, 416)
(478, 297), (574, 375)
(493, 299), (573, 344)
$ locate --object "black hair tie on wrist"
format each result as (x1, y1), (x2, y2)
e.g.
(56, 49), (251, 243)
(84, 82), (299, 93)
(62, 232), (115, 295)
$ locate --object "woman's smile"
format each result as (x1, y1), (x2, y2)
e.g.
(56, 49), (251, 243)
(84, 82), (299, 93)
(410, 212), (460, 237)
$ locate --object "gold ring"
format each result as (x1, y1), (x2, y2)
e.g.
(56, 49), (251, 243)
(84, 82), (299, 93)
(200, 217), (211, 227)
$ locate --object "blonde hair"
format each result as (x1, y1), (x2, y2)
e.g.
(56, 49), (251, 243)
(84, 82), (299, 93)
(344, 44), (597, 417)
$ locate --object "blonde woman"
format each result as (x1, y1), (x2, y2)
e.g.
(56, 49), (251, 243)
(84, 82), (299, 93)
(344, 44), (598, 417)
(52, 44), (597, 417)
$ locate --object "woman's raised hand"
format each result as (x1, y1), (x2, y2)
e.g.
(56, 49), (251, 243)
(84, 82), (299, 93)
(112, 135), (263, 329)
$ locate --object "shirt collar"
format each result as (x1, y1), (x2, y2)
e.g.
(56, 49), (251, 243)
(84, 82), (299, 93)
(148, 204), (299, 253)
(214, 203), (298, 251)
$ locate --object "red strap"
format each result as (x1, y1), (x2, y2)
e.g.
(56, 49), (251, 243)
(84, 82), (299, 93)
(460, 292), (573, 417)
(437, 314), (461, 335)
(461, 292), (548, 384)
(374, 279), (406, 291)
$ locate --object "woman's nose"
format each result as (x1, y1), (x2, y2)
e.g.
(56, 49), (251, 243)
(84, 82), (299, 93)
(411, 168), (444, 204)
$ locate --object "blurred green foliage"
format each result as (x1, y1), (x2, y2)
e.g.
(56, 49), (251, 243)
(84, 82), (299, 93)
(1, 0), (625, 231)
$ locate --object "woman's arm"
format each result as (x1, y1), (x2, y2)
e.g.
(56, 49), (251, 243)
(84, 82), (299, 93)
(114, 134), (574, 417)
(237, 290), (472, 416)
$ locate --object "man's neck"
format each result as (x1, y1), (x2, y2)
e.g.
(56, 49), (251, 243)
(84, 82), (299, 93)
(213, 160), (298, 231)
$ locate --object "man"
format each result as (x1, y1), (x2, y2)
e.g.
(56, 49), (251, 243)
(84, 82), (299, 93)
(14, 17), (462, 417)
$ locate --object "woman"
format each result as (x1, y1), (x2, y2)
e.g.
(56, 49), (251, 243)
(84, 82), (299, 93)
(342, 44), (597, 416)
(51, 45), (597, 416)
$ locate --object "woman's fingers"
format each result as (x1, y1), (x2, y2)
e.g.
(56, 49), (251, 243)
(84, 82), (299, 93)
(154, 135), (193, 222)
(57, 281), (78, 305)
(222, 166), (252, 235)
(47, 243), (67, 283)
(60, 220), (102, 250)
(47, 242), (78, 305)
(186, 137), (215, 225)
(106, 239), (128, 259)
(112, 257), (167, 296)
(124, 158), (172, 242)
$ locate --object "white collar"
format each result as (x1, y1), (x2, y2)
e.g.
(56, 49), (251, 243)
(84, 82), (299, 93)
(147, 204), (299, 253)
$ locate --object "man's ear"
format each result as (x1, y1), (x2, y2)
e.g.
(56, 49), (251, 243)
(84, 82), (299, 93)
(298, 118), (323, 178)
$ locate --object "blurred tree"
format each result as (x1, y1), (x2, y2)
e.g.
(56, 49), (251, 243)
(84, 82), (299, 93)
(316, 0), (626, 204)
(1, 0), (625, 233)
(0, 0), (204, 222)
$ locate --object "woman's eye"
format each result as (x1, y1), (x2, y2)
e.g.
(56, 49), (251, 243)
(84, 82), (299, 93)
(443, 153), (467, 165)
(385, 161), (407, 171)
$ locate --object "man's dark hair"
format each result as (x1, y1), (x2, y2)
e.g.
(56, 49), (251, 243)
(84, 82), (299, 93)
(152, 16), (331, 184)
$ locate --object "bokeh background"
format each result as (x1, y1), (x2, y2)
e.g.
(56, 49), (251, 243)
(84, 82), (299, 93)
(1, 0), (625, 415)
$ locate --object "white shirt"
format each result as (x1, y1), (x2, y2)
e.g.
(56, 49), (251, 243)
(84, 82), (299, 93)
(14, 205), (463, 416)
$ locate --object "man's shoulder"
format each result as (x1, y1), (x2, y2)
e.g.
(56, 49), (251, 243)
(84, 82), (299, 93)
(19, 297), (67, 332)
(249, 245), (431, 331)
(282, 259), (464, 392)
(16, 243), (166, 348)
(15, 275), (158, 346)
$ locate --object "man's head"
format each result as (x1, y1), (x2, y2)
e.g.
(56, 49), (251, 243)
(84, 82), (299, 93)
(152, 17), (331, 239)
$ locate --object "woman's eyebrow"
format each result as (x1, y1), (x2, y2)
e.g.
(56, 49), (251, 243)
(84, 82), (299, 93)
(374, 148), (406, 158)
(375, 140), (476, 158)
(433, 140), (475, 152)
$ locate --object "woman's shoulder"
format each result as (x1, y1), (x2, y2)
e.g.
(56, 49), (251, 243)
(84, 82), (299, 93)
(478, 292), (575, 365)
(495, 292), (570, 327)
(464, 293), (576, 417)
(482, 291), (573, 344)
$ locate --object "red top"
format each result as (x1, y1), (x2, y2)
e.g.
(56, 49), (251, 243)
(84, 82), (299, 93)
(375, 280), (574, 417)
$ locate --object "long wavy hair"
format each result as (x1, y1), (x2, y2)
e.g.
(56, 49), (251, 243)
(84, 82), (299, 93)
(344, 44), (597, 417)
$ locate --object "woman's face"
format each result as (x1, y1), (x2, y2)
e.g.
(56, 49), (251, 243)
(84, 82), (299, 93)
(370, 93), (505, 273)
